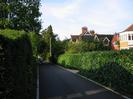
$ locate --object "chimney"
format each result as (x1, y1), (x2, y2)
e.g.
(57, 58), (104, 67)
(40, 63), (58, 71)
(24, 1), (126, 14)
(82, 26), (88, 34)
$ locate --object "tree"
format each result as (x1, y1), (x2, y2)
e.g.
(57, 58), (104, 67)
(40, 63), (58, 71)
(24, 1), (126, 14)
(0, 0), (41, 33)
(41, 25), (68, 62)
(42, 25), (55, 44)
(41, 25), (56, 61)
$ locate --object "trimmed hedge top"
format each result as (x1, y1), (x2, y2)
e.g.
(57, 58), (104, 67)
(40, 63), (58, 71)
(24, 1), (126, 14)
(0, 29), (26, 40)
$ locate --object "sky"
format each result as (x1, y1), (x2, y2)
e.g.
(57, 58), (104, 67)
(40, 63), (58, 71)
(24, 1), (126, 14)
(40, 0), (133, 40)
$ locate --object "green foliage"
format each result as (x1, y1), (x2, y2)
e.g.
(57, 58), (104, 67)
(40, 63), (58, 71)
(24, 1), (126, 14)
(42, 25), (64, 62)
(41, 25), (69, 63)
(37, 39), (47, 54)
(0, 0), (41, 33)
(27, 32), (41, 57)
(0, 29), (36, 99)
(42, 25), (55, 45)
(51, 39), (69, 63)
(67, 40), (111, 53)
(41, 25), (53, 61)
(58, 50), (133, 95)
(0, 29), (26, 39)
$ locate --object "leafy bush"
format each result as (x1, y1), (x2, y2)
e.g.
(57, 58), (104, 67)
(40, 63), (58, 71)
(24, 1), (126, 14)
(58, 50), (133, 95)
(0, 29), (36, 99)
(27, 32), (41, 57)
(67, 40), (111, 53)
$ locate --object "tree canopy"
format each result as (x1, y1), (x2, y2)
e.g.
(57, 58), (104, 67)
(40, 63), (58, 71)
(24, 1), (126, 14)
(0, 0), (41, 33)
(42, 25), (55, 45)
(41, 25), (67, 62)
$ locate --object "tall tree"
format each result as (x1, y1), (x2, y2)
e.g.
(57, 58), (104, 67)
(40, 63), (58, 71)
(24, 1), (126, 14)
(0, 0), (41, 33)
(42, 25), (55, 44)
(41, 25), (68, 62)
(41, 25), (57, 61)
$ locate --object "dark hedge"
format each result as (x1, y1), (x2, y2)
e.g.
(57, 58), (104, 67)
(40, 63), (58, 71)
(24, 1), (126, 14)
(0, 29), (36, 99)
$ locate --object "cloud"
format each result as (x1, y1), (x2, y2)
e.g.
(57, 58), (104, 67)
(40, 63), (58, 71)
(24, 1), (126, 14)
(44, 0), (83, 19)
(81, 0), (132, 33)
(40, 0), (133, 40)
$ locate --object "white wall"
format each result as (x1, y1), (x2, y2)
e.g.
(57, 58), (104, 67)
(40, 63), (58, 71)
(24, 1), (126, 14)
(119, 31), (133, 49)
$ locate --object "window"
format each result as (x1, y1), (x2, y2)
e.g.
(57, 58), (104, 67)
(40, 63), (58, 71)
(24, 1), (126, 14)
(132, 34), (133, 40)
(94, 35), (99, 41)
(128, 34), (131, 40)
(126, 34), (127, 40)
(103, 37), (110, 46)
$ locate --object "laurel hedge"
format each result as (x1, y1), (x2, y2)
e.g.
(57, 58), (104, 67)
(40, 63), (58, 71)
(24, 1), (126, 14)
(58, 50), (133, 96)
(0, 29), (36, 99)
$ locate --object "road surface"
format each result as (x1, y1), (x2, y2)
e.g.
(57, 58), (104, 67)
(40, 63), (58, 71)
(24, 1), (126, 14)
(39, 64), (125, 99)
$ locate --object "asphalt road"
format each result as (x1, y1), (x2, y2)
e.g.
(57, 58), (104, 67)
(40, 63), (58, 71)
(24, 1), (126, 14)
(39, 64), (125, 99)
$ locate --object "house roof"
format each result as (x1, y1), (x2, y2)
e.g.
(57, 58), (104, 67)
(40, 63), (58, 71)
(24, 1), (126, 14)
(81, 35), (94, 41)
(80, 32), (92, 36)
(123, 24), (133, 32)
(97, 34), (113, 41)
(71, 34), (113, 41)
(71, 35), (80, 39)
(71, 35), (79, 37)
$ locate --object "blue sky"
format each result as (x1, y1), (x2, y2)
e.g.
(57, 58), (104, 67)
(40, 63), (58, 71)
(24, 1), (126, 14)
(40, 0), (133, 40)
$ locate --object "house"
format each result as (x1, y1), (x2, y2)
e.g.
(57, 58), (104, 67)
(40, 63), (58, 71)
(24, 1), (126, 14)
(95, 34), (113, 46)
(71, 26), (113, 47)
(119, 24), (133, 50)
(71, 26), (95, 42)
(112, 33), (120, 50)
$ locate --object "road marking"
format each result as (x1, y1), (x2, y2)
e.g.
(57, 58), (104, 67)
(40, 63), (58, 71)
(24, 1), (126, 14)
(47, 96), (62, 99)
(67, 93), (82, 99)
(85, 89), (106, 96)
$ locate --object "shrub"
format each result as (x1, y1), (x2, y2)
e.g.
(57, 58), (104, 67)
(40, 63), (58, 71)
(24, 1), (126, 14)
(27, 32), (47, 60)
(58, 50), (133, 95)
(67, 40), (111, 53)
(0, 29), (36, 99)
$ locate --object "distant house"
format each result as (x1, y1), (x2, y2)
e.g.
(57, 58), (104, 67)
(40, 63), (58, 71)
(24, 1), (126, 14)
(112, 33), (120, 50)
(119, 24), (133, 50)
(71, 26), (113, 47)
